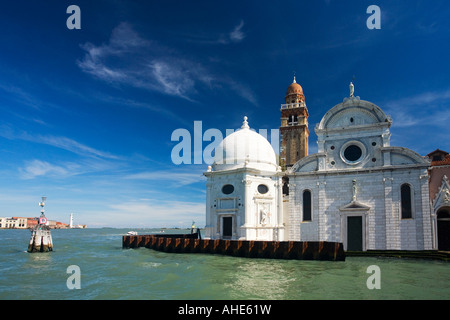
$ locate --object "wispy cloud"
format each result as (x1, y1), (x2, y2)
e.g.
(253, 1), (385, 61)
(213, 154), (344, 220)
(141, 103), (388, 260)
(382, 89), (450, 154)
(0, 125), (119, 160)
(18, 157), (120, 180)
(96, 95), (192, 126)
(221, 20), (246, 44)
(77, 22), (149, 85)
(77, 22), (212, 101)
(37, 134), (119, 159)
(0, 83), (42, 110)
(226, 77), (258, 106)
(19, 159), (76, 180)
(0, 82), (63, 117)
(124, 169), (205, 187)
(77, 22), (256, 105)
(179, 20), (246, 45)
(149, 59), (209, 101)
(384, 89), (450, 128)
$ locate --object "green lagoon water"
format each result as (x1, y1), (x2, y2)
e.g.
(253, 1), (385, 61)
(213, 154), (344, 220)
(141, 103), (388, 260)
(0, 228), (449, 300)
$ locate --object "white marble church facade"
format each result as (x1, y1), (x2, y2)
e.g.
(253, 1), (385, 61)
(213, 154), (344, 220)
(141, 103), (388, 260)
(287, 93), (432, 251)
(204, 82), (435, 251)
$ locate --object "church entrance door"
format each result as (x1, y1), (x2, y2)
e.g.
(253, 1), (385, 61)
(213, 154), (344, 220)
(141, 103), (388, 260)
(437, 208), (450, 251)
(347, 216), (363, 251)
(222, 217), (232, 239)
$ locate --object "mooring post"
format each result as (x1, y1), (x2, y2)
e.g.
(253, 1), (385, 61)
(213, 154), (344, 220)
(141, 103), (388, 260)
(28, 197), (53, 253)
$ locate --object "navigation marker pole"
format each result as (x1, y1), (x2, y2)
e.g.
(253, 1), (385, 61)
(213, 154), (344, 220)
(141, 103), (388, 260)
(28, 197), (53, 253)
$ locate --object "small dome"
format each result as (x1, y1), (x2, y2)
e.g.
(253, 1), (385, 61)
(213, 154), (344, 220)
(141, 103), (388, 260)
(286, 77), (303, 95)
(213, 117), (278, 172)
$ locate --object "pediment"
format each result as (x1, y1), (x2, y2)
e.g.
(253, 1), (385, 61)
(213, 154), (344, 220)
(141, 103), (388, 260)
(340, 201), (370, 212)
(316, 99), (391, 132)
(433, 175), (450, 210)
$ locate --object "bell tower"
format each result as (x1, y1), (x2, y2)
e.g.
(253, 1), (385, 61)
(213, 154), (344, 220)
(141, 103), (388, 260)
(280, 76), (309, 169)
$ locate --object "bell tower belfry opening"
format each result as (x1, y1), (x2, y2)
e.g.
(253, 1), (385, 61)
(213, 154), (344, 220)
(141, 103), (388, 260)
(280, 76), (309, 169)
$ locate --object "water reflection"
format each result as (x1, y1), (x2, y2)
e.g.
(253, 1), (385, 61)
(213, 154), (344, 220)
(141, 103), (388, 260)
(224, 258), (298, 299)
(27, 252), (53, 263)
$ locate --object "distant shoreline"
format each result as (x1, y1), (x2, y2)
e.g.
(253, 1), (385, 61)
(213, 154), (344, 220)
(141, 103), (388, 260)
(0, 227), (193, 230)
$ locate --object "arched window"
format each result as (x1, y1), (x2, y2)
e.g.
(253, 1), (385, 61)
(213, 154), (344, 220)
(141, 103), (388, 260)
(282, 176), (289, 196)
(303, 190), (312, 221)
(288, 115), (298, 126)
(437, 208), (450, 251)
(401, 184), (412, 219)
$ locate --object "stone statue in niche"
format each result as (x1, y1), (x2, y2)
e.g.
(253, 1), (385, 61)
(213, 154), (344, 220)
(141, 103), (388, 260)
(260, 208), (270, 226)
(352, 179), (357, 202)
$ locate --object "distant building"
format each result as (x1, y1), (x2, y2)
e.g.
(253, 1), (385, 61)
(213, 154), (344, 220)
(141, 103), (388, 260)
(13, 217), (28, 228)
(427, 149), (450, 250)
(0, 217), (70, 229)
(55, 221), (70, 229)
(27, 217), (39, 228)
(0, 217), (28, 229)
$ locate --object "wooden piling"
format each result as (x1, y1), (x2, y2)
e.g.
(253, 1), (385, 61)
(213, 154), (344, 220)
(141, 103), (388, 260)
(28, 227), (53, 253)
(121, 234), (346, 261)
(202, 239), (212, 253)
(231, 240), (242, 257)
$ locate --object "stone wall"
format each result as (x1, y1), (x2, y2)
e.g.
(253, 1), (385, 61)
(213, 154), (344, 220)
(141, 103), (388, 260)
(289, 166), (433, 251)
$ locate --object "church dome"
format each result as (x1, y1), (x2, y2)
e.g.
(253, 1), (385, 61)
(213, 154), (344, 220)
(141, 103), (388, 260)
(285, 76), (305, 104)
(212, 117), (278, 172)
(286, 77), (303, 95)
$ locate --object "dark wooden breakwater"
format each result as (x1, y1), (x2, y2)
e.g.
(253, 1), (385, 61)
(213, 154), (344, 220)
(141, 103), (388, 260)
(122, 234), (345, 261)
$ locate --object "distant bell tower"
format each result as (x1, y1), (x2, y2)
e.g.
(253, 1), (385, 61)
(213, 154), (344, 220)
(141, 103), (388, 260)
(280, 76), (309, 168)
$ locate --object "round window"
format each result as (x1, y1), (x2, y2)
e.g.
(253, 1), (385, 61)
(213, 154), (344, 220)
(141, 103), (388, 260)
(340, 141), (366, 165)
(222, 184), (234, 195)
(257, 184), (269, 194)
(344, 145), (362, 162)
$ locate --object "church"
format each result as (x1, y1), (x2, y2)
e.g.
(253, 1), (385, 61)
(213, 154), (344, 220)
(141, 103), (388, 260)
(204, 78), (441, 252)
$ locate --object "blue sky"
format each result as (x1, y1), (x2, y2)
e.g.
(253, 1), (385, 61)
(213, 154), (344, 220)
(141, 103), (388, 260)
(1, 1), (449, 228)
